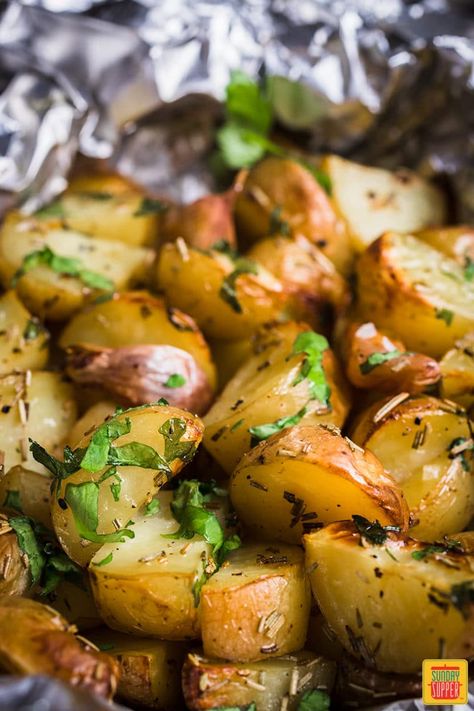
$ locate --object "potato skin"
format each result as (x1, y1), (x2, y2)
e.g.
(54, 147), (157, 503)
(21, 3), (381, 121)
(356, 232), (474, 358)
(234, 157), (351, 275)
(305, 521), (474, 673)
(230, 424), (409, 544)
(416, 225), (474, 265)
(0, 466), (52, 530)
(0, 596), (119, 698)
(440, 333), (474, 413)
(204, 322), (352, 474)
(200, 543), (310, 662)
(162, 192), (236, 251)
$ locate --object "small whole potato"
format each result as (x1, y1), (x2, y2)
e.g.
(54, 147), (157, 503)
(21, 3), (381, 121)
(162, 192), (237, 251)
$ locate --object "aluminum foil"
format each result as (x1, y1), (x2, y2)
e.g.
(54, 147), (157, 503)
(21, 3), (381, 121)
(0, 0), (472, 709)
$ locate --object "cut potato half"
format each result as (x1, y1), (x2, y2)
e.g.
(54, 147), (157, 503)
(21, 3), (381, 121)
(305, 521), (474, 673)
(200, 542), (310, 662)
(0, 291), (49, 374)
(230, 424), (409, 544)
(356, 232), (474, 358)
(351, 395), (474, 540)
(182, 650), (336, 711)
(323, 155), (446, 252)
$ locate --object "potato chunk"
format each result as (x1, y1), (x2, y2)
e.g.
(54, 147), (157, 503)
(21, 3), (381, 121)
(324, 155), (446, 252)
(230, 424), (408, 544)
(351, 395), (474, 540)
(182, 650), (336, 711)
(0, 465), (52, 529)
(305, 521), (474, 673)
(162, 192), (236, 251)
(356, 232), (474, 357)
(0, 291), (49, 374)
(200, 543), (310, 662)
(204, 323), (351, 474)
(440, 332), (474, 413)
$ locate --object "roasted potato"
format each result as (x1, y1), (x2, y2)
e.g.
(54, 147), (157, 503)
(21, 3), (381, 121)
(162, 191), (236, 251)
(0, 371), (77, 475)
(0, 290), (49, 374)
(416, 225), (474, 268)
(67, 400), (117, 449)
(306, 608), (344, 662)
(200, 542), (310, 662)
(234, 157), (351, 275)
(210, 336), (255, 389)
(342, 321), (440, 393)
(230, 424), (409, 545)
(53, 172), (165, 246)
(0, 213), (154, 320)
(88, 629), (186, 710)
(440, 332), (474, 412)
(156, 241), (320, 341)
(0, 465), (52, 529)
(59, 290), (217, 391)
(356, 232), (474, 358)
(0, 513), (31, 596)
(0, 596), (119, 698)
(351, 395), (474, 540)
(182, 650), (336, 711)
(50, 403), (203, 566)
(305, 521), (474, 673)
(89, 492), (213, 639)
(323, 155), (446, 253)
(204, 322), (352, 473)
(45, 577), (102, 631)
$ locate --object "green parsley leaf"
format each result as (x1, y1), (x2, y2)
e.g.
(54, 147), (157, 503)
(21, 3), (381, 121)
(211, 240), (239, 259)
(248, 406), (308, 446)
(96, 642), (115, 651)
(352, 515), (400, 546)
(230, 418), (245, 432)
(291, 331), (331, 405)
(64, 480), (135, 545)
(159, 418), (197, 464)
(23, 318), (46, 341)
(301, 162), (332, 195)
(108, 442), (170, 473)
(12, 246), (114, 293)
(110, 476), (122, 502)
(80, 418), (131, 473)
(3, 490), (22, 512)
(134, 198), (168, 217)
(220, 257), (259, 313)
(93, 552), (114, 567)
(164, 373), (186, 388)
(435, 308), (454, 326)
(144, 498), (160, 516)
(465, 256), (474, 281)
(297, 689), (330, 711)
(40, 548), (82, 596)
(29, 440), (83, 485)
(359, 350), (405, 374)
(412, 540), (461, 561)
(35, 201), (65, 219)
(9, 516), (45, 586)
(225, 70), (272, 134)
(269, 206), (290, 236)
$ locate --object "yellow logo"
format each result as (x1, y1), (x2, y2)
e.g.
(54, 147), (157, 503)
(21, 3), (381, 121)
(422, 659), (468, 705)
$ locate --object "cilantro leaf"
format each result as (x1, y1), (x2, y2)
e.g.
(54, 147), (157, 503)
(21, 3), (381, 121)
(297, 689), (330, 711)
(134, 198), (168, 217)
(435, 308), (454, 326)
(220, 257), (259, 313)
(164, 373), (186, 388)
(64, 481), (135, 544)
(12, 246), (114, 293)
(291, 331), (331, 405)
(159, 418), (197, 464)
(225, 70), (272, 134)
(359, 350), (405, 374)
(3, 490), (22, 512)
(353, 515), (400, 546)
(248, 406), (308, 447)
(9, 516), (45, 586)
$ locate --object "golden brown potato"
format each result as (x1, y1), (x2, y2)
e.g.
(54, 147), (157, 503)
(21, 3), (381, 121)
(247, 234), (350, 314)
(204, 323), (352, 474)
(323, 155), (447, 253)
(44, 577), (102, 631)
(0, 596), (119, 698)
(59, 291), (217, 392)
(56, 172), (165, 246)
(305, 521), (474, 673)
(0, 465), (52, 529)
(416, 225), (474, 268)
(182, 650), (336, 711)
(356, 232), (474, 358)
(0, 291), (49, 374)
(234, 157), (351, 275)
(156, 241), (318, 340)
(342, 321), (440, 393)
(50, 403), (203, 566)
(65, 344), (213, 415)
(0, 513), (31, 596)
(440, 332), (474, 412)
(87, 629), (187, 710)
(230, 424), (409, 545)
(200, 542), (310, 662)
(351, 395), (474, 540)
(0, 213), (154, 321)
(67, 400), (117, 449)
(210, 336), (255, 390)
(162, 192), (236, 251)
(0, 371), (77, 475)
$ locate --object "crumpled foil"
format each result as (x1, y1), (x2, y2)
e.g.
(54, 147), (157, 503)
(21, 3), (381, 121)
(0, 0), (472, 709)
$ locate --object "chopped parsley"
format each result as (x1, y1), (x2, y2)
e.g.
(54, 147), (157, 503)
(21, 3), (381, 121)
(134, 198), (168, 217)
(248, 406), (308, 447)
(159, 418), (197, 464)
(92, 552), (114, 567)
(164, 373), (186, 388)
(220, 257), (259, 313)
(269, 206), (290, 236)
(435, 308), (454, 326)
(144, 498), (160, 516)
(412, 540), (461, 561)
(359, 350), (405, 374)
(297, 690), (331, 711)
(3, 490), (21, 512)
(464, 256), (474, 282)
(352, 515), (400, 546)
(291, 331), (331, 406)
(35, 201), (65, 219)
(12, 246), (114, 293)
